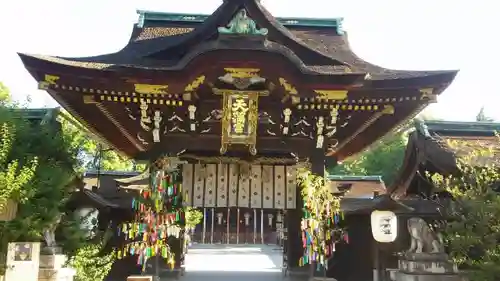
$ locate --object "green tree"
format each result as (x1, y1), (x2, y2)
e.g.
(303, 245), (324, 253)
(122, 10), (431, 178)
(0, 106), (87, 273)
(68, 234), (115, 281)
(185, 207), (203, 230)
(59, 112), (145, 172)
(0, 83), (11, 104)
(0, 84), (124, 281)
(431, 139), (500, 281)
(330, 130), (408, 185)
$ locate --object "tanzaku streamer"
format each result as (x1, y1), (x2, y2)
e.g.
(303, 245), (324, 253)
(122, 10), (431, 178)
(298, 169), (348, 271)
(116, 168), (184, 271)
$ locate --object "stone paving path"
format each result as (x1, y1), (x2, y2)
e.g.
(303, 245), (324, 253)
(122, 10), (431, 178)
(178, 244), (291, 281)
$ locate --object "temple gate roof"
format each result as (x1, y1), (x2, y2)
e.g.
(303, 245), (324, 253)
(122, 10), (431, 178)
(18, 0), (458, 162)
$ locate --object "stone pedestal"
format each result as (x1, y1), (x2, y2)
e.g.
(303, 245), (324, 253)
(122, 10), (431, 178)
(392, 253), (465, 281)
(38, 253), (76, 281)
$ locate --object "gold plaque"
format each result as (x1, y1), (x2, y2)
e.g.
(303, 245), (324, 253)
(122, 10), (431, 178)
(217, 89), (261, 155)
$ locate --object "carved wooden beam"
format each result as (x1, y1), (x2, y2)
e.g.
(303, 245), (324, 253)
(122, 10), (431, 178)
(134, 135), (313, 161)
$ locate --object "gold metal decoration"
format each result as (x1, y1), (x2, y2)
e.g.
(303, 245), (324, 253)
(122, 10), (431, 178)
(97, 95), (182, 106)
(38, 74), (60, 90)
(278, 78), (300, 104)
(314, 90), (348, 100)
(184, 75), (206, 92)
(134, 84), (169, 95)
(278, 78), (297, 95)
(215, 89), (264, 155)
(44, 74), (59, 84)
(382, 105), (395, 115)
(224, 68), (261, 79)
(316, 116), (325, 148)
(83, 95), (97, 104)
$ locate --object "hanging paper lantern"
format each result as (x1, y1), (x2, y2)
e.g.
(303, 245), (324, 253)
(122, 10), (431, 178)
(370, 210), (398, 243)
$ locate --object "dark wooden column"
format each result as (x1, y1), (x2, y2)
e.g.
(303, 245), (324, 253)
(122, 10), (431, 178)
(287, 186), (303, 268)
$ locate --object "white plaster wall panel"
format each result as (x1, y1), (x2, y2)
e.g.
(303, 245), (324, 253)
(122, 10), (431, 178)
(204, 164), (217, 207)
(216, 164), (228, 207)
(238, 165), (251, 207)
(262, 165), (274, 209)
(228, 164), (239, 207)
(250, 165), (262, 208)
(193, 164), (205, 207)
(274, 165), (286, 209)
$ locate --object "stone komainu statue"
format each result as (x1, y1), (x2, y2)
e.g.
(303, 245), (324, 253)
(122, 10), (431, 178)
(407, 217), (444, 254)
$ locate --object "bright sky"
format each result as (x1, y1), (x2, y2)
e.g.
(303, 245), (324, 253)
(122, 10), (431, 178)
(0, 0), (497, 121)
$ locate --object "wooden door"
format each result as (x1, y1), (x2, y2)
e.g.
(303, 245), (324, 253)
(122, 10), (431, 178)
(5, 242), (40, 281)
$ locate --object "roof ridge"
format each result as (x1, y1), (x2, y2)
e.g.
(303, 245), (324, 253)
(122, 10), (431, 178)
(136, 9), (343, 29)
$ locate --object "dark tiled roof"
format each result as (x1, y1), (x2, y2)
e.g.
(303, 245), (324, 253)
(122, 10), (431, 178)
(18, 0), (457, 81)
(341, 196), (446, 216)
(390, 120), (500, 196)
(20, 29), (456, 81)
(426, 120), (500, 137)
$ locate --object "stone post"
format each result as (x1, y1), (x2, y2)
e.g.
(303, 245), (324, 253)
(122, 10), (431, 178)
(38, 248), (76, 281)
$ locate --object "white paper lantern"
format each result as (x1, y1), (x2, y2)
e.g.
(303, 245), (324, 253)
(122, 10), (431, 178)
(370, 210), (398, 243)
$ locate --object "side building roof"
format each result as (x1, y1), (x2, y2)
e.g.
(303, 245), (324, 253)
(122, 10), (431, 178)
(389, 119), (500, 197)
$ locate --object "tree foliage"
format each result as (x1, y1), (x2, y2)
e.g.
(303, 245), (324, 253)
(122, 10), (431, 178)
(59, 113), (146, 172)
(184, 207), (203, 230)
(0, 84), (116, 279)
(0, 105), (87, 274)
(330, 131), (408, 185)
(68, 242), (115, 281)
(431, 139), (500, 281)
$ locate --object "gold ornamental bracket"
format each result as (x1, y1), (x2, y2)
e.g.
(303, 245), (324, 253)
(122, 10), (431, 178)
(314, 90), (348, 101)
(224, 68), (261, 78)
(278, 77), (300, 104)
(214, 88), (268, 156)
(134, 84), (169, 95)
(38, 74), (60, 90)
(183, 75), (206, 101)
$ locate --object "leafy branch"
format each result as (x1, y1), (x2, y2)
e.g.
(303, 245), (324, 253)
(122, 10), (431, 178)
(431, 139), (500, 281)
